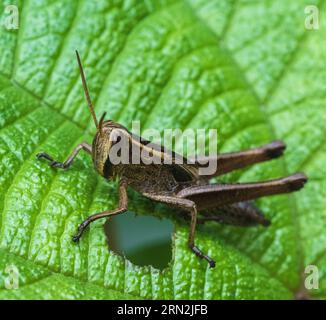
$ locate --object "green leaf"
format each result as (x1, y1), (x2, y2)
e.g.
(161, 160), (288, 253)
(0, 0), (324, 299)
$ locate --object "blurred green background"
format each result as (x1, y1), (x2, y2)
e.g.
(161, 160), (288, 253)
(106, 213), (173, 270)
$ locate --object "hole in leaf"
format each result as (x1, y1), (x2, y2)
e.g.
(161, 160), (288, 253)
(105, 212), (174, 270)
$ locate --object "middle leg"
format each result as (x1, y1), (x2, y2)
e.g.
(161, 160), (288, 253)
(143, 193), (216, 268)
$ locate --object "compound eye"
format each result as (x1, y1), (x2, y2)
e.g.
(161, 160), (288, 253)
(110, 129), (124, 143)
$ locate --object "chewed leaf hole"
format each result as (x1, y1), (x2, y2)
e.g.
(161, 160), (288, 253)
(105, 212), (174, 270)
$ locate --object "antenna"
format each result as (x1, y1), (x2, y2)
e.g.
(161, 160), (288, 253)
(98, 112), (107, 134)
(75, 50), (99, 129)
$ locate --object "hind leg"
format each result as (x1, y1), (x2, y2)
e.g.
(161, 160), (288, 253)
(178, 173), (308, 209)
(193, 140), (286, 177)
(199, 202), (271, 227)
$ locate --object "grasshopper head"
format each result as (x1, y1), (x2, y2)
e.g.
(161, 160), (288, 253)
(91, 115), (130, 179)
(76, 50), (129, 179)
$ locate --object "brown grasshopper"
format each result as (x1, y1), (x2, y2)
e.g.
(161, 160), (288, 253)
(36, 51), (307, 268)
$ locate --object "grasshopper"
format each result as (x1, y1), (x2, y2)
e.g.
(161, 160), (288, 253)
(36, 51), (308, 268)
